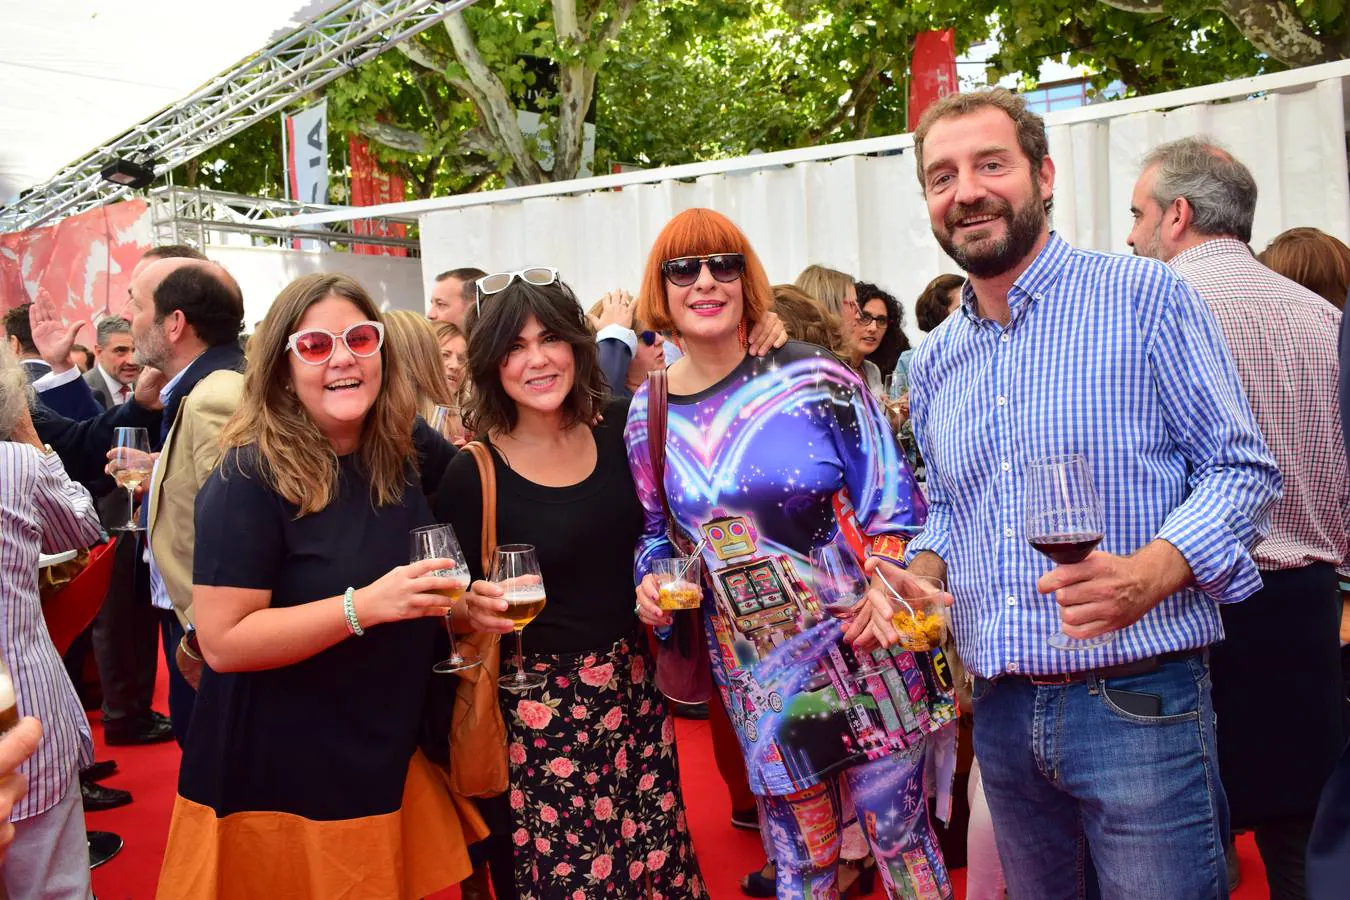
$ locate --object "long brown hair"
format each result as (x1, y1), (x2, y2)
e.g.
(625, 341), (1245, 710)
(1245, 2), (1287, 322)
(220, 273), (418, 515)
(384, 309), (456, 419)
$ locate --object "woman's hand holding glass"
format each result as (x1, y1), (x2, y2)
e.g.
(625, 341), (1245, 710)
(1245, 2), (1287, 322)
(845, 557), (952, 653)
(462, 580), (516, 634)
(635, 574), (674, 629)
(353, 558), (465, 626)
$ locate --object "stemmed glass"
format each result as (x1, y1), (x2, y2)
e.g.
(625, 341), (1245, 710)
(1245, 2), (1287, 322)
(810, 543), (890, 677)
(882, 373), (908, 428)
(1024, 454), (1112, 651)
(410, 525), (478, 674)
(109, 427), (152, 531)
(493, 544), (547, 691)
(428, 405), (465, 444)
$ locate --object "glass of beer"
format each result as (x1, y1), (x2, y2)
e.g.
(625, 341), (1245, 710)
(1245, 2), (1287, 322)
(493, 544), (547, 691)
(109, 426), (152, 532)
(428, 405), (466, 444)
(410, 524), (479, 674)
(0, 655), (17, 736)
(653, 556), (702, 611)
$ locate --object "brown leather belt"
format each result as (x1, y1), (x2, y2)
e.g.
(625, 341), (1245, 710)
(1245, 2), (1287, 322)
(1011, 650), (1199, 686)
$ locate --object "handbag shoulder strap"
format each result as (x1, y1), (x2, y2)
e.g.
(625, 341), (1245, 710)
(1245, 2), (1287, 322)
(646, 369), (674, 527)
(463, 441), (497, 575)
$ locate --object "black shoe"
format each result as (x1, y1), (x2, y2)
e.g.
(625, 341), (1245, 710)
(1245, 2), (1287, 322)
(81, 780), (132, 813)
(103, 716), (174, 746)
(150, 710), (171, 728)
(88, 831), (124, 869)
(81, 760), (119, 783)
(670, 701), (709, 720)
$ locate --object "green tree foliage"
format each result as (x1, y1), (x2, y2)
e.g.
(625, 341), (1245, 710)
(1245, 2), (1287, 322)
(171, 0), (1343, 200)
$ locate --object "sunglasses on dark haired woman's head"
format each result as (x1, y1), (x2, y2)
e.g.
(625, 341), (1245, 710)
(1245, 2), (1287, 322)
(474, 266), (559, 314)
(660, 254), (745, 288)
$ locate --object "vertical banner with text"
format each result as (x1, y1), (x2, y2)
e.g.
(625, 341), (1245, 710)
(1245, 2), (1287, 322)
(908, 30), (959, 133)
(348, 137), (408, 257)
(283, 99), (329, 205)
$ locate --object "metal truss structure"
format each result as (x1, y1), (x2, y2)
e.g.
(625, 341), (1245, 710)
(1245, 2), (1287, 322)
(149, 186), (420, 253)
(0, 0), (479, 233)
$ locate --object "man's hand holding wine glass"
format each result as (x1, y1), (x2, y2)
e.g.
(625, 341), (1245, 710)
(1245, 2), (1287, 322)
(1037, 540), (1193, 641)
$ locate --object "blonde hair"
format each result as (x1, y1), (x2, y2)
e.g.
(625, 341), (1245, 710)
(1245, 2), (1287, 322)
(794, 265), (856, 318)
(220, 274), (418, 516)
(385, 310), (456, 419)
(771, 284), (844, 353)
(0, 341), (33, 441)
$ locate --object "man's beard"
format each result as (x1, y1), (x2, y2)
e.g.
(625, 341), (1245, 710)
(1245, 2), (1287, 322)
(934, 193), (1047, 279)
(1132, 223), (1164, 261)
(134, 326), (168, 371)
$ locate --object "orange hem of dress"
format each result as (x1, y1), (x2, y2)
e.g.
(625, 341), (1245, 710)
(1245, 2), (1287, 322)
(156, 750), (489, 900)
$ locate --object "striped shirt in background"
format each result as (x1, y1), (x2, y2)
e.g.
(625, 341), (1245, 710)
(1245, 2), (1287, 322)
(1170, 238), (1349, 573)
(0, 445), (101, 820)
(906, 233), (1281, 678)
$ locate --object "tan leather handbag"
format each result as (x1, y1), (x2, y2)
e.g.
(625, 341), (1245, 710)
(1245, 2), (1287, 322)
(447, 442), (509, 797)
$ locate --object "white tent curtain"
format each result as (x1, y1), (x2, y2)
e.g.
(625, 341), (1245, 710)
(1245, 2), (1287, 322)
(419, 77), (1350, 345)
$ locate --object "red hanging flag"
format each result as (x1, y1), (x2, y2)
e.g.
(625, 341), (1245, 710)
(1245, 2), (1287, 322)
(908, 30), (959, 133)
(348, 137), (408, 257)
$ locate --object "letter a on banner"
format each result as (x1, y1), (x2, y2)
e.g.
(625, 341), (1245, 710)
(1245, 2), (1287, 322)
(282, 100), (329, 205)
(908, 31), (959, 133)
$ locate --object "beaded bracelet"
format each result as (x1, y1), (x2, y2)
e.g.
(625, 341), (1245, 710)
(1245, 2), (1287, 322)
(343, 587), (365, 637)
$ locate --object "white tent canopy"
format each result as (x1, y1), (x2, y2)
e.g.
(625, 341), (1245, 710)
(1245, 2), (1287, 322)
(0, 0), (337, 205)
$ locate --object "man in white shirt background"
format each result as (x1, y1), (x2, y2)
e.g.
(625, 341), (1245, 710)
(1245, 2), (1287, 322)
(84, 318), (139, 409)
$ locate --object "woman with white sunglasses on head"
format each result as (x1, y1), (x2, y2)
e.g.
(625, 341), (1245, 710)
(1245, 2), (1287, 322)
(158, 273), (484, 900)
(445, 269), (706, 899)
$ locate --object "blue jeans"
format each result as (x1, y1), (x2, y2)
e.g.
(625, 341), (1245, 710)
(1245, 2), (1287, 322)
(971, 654), (1228, 900)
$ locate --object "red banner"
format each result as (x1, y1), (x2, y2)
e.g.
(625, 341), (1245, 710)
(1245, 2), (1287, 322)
(908, 30), (959, 133)
(348, 137), (407, 257)
(0, 199), (151, 328)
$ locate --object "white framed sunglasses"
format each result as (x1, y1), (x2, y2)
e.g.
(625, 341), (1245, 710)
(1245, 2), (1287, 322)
(286, 320), (385, 366)
(474, 266), (559, 313)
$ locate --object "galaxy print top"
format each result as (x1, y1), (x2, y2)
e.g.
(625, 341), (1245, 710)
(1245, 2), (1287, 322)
(626, 341), (956, 797)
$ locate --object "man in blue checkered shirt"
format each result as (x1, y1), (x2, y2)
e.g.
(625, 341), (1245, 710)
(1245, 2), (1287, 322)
(886, 89), (1280, 899)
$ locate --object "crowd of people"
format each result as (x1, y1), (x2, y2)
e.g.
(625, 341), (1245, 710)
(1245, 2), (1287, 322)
(0, 86), (1348, 900)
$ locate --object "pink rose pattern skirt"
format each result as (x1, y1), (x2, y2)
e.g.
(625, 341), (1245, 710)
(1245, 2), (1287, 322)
(505, 632), (706, 899)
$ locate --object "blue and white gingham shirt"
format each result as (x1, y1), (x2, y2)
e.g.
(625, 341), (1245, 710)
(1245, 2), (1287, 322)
(906, 233), (1281, 677)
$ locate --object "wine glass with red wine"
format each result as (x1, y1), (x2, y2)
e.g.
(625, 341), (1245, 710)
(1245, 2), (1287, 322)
(1025, 454), (1114, 651)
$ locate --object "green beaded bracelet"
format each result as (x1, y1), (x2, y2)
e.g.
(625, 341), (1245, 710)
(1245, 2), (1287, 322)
(343, 586), (365, 637)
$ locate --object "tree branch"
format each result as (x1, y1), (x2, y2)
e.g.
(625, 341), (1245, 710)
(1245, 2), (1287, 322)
(1212, 0), (1333, 66)
(358, 121), (432, 154)
(809, 55), (888, 142)
(393, 34), (453, 73)
(551, 0), (640, 180)
(443, 12), (546, 183)
(1097, 0), (1167, 12)
(1095, 0), (1333, 67)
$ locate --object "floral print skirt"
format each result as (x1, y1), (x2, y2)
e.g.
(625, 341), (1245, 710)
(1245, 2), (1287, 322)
(504, 632), (706, 899)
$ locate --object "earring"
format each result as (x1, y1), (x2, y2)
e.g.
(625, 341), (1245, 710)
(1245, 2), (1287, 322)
(738, 319), (748, 350)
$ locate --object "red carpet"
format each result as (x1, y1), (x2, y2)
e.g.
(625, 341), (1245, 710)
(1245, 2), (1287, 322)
(89, 658), (1272, 898)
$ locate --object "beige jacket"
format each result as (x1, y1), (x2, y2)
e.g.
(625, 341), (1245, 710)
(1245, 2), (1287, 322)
(148, 369), (244, 627)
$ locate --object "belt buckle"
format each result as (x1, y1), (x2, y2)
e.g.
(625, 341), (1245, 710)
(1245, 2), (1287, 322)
(1027, 672), (1074, 686)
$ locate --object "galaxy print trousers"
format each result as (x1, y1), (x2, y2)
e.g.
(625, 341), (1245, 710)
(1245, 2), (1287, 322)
(760, 746), (952, 900)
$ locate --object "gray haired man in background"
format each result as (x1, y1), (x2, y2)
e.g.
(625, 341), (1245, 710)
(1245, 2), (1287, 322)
(1128, 137), (1348, 900)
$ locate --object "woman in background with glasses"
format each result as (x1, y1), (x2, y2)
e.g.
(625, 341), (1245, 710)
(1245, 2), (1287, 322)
(158, 273), (485, 900)
(628, 209), (954, 900)
(795, 264), (886, 396)
(440, 270), (705, 899)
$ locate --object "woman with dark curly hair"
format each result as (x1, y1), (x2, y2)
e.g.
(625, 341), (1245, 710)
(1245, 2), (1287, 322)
(856, 282), (911, 378)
